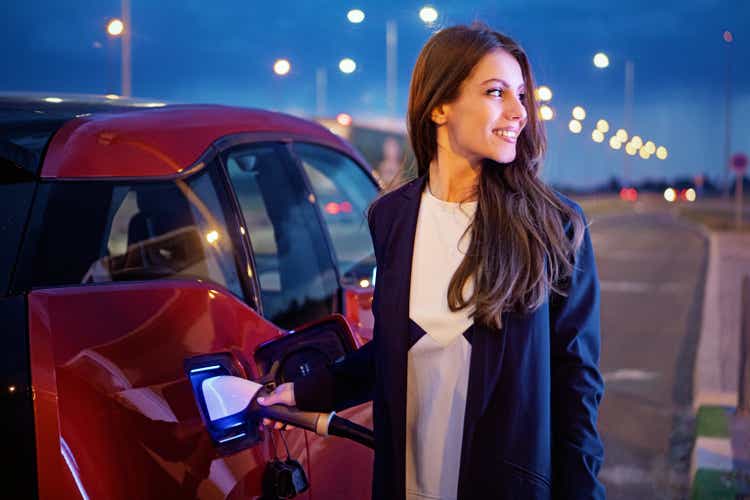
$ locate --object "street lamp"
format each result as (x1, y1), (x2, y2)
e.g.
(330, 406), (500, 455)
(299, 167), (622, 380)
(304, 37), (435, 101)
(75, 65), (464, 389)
(274, 59), (291, 76)
(593, 52), (609, 68)
(419, 6), (439, 24)
(107, 19), (124, 36)
(339, 58), (357, 74)
(106, 0), (131, 97)
(347, 9), (365, 23)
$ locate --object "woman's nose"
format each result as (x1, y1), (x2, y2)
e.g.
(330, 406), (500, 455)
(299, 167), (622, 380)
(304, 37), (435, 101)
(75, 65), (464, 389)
(504, 94), (526, 121)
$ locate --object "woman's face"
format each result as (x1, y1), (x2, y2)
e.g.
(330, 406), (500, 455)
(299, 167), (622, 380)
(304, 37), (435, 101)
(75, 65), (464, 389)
(434, 49), (528, 165)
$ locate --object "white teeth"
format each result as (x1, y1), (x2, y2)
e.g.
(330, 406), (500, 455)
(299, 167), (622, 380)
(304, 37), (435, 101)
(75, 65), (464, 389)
(496, 130), (517, 138)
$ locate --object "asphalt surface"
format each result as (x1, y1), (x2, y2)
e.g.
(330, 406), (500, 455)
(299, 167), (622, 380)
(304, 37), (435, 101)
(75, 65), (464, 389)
(590, 212), (708, 499)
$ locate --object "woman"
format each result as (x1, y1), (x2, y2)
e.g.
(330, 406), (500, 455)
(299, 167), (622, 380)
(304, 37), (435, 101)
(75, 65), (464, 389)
(260, 23), (605, 500)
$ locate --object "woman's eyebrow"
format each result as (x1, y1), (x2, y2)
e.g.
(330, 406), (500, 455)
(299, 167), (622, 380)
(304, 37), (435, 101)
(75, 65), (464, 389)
(480, 78), (525, 90)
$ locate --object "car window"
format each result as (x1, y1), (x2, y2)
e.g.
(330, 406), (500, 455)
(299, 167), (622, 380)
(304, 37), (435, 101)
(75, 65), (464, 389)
(224, 142), (339, 329)
(16, 163), (244, 298)
(292, 143), (378, 289)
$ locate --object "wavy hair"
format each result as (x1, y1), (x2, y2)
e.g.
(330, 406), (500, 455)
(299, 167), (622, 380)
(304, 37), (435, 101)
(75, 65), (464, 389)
(379, 23), (585, 330)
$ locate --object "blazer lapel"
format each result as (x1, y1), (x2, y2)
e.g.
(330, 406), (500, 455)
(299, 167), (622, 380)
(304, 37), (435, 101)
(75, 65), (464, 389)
(376, 174), (426, 483)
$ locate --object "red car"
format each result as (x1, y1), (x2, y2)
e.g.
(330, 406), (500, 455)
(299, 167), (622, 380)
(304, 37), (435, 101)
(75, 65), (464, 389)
(1, 94), (378, 499)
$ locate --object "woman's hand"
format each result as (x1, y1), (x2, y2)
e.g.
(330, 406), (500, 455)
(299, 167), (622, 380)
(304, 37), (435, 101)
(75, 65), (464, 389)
(257, 382), (296, 431)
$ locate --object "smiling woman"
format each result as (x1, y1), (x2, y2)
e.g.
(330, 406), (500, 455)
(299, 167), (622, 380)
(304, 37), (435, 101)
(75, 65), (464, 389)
(260, 23), (605, 500)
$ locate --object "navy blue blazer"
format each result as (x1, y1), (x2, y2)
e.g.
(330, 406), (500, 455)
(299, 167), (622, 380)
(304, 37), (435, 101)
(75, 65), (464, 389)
(295, 174), (605, 499)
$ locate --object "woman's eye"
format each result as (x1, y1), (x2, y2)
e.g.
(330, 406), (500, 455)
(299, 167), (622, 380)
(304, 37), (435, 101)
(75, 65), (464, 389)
(487, 88), (503, 98)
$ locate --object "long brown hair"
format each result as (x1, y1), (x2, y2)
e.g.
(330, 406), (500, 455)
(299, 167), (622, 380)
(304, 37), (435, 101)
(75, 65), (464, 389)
(380, 23), (585, 330)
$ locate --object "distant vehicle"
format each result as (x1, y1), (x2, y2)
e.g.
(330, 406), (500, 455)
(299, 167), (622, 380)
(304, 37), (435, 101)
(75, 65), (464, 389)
(619, 187), (638, 202)
(1, 94), (378, 499)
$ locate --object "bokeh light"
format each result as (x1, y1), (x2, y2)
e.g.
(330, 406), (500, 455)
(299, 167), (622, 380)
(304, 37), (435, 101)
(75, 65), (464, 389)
(339, 58), (357, 74)
(536, 86), (552, 101)
(593, 52), (610, 68)
(539, 104), (554, 121)
(273, 59), (291, 76)
(107, 19), (124, 36)
(347, 9), (365, 23)
(419, 6), (439, 24)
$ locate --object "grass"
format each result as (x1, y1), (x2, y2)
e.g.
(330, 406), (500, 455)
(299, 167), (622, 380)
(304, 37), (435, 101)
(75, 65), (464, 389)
(691, 469), (739, 499)
(695, 406), (730, 438)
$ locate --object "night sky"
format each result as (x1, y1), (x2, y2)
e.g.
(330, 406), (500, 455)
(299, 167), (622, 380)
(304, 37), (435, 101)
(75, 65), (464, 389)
(3, 0), (749, 187)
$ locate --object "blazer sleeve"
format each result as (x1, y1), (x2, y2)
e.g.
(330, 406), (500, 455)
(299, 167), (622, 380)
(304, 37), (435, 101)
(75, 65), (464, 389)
(549, 206), (606, 499)
(293, 203), (381, 413)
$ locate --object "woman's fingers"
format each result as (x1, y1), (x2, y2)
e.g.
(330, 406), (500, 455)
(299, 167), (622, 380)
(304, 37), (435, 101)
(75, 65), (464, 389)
(257, 383), (297, 431)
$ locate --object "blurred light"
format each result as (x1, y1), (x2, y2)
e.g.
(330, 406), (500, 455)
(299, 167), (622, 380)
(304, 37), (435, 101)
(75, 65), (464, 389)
(419, 6), (439, 24)
(616, 128), (628, 142)
(724, 30), (734, 43)
(308, 193), (316, 203)
(107, 19), (124, 36)
(536, 86), (552, 101)
(539, 104), (554, 121)
(339, 58), (357, 74)
(336, 113), (352, 126)
(619, 187), (638, 202)
(593, 52), (609, 68)
(206, 230), (219, 244)
(685, 188), (697, 202)
(608, 136), (622, 150)
(142, 102), (166, 108)
(208, 290), (217, 299)
(592, 130), (604, 143)
(638, 146), (650, 159)
(568, 119), (582, 134)
(8, 385), (16, 394)
(325, 202), (340, 214)
(44, 97), (63, 103)
(340, 201), (353, 213)
(572, 106), (586, 120)
(347, 9), (365, 23)
(359, 279), (370, 288)
(625, 143), (638, 156)
(631, 135), (643, 148)
(645, 140), (656, 154)
(596, 119), (609, 133)
(240, 226), (246, 235)
(656, 146), (668, 160)
(273, 59), (291, 76)
(105, 94), (120, 100)
(664, 188), (677, 203)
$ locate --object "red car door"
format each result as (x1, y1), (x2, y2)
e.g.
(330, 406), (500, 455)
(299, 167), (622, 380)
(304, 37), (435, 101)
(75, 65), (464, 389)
(20, 160), (312, 499)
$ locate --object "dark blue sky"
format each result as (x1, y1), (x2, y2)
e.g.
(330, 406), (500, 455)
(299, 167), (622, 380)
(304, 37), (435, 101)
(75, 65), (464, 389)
(3, 0), (749, 187)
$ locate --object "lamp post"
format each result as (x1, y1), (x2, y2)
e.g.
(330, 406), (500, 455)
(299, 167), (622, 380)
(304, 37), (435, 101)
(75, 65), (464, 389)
(106, 0), (131, 97)
(723, 30), (734, 197)
(594, 52), (633, 187)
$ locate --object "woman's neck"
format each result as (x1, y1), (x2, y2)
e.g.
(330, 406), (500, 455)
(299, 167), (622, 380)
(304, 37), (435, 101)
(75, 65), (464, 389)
(428, 150), (480, 203)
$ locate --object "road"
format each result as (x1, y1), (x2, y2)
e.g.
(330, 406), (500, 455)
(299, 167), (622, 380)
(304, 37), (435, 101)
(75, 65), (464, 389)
(590, 212), (708, 499)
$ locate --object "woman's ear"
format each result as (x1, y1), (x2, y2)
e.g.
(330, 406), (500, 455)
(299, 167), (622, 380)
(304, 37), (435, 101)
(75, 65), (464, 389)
(430, 104), (449, 125)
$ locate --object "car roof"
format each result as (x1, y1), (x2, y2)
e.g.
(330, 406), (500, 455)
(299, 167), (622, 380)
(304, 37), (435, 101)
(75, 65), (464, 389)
(0, 94), (365, 179)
